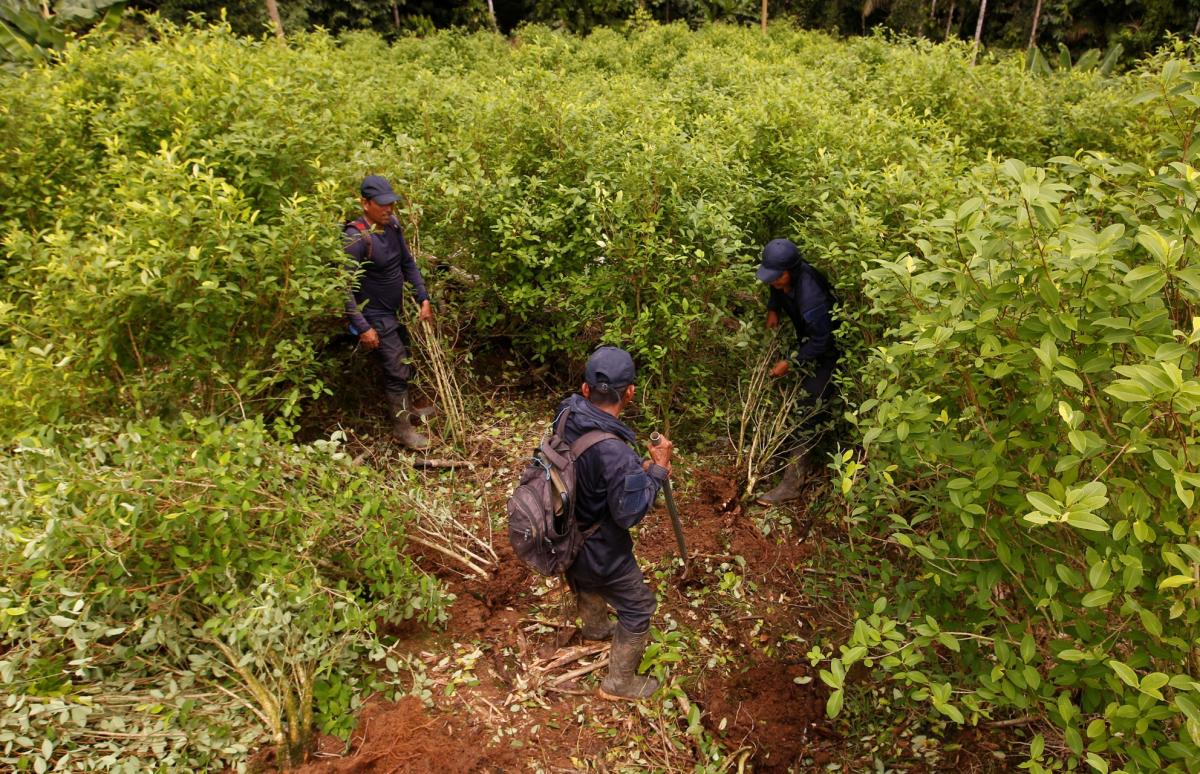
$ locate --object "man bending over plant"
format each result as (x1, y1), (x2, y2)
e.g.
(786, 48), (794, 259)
(343, 175), (435, 450)
(754, 238), (840, 505)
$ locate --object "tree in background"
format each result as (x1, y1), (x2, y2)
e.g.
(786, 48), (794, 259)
(91, 0), (1200, 77)
(0, 0), (123, 67)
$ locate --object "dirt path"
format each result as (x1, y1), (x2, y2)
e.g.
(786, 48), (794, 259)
(284, 388), (1011, 773)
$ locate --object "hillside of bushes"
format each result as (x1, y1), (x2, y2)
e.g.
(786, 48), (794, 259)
(1, 15), (1197, 772)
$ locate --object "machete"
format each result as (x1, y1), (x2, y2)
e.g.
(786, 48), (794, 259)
(649, 431), (688, 578)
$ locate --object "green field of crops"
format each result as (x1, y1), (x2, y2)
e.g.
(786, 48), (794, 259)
(2, 17), (1200, 772)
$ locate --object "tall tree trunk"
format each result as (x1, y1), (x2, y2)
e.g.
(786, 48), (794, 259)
(486, 0), (497, 29)
(971, 0), (987, 65)
(1194, 12), (1199, 37)
(392, 1), (400, 29)
(761, 0), (768, 33)
(945, 0), (955, 38)
(1027, 0), (1043, 49)
(265, 0), (284, 39)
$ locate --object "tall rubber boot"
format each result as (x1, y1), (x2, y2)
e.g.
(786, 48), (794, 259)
(387, 391), (429, 450)
(598, 623), (658, 701)
(755, 452), (814, 506)
(576, 591), (615, 641)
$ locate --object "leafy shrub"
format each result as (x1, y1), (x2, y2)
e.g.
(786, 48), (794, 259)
(0, 21), (1186, 769)
(833, 56), (1200, 772)
(0, 417), (447, 770)
(0, 20), (1166, 433)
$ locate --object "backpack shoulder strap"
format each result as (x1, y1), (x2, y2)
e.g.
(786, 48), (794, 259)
(347, 217), (374, 260)
(570, 430), (623, 458)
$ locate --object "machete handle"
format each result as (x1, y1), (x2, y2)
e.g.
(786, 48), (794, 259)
(649, 431), (663, 446)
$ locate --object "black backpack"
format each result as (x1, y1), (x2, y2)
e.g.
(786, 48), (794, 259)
(507, 408), (619, 576)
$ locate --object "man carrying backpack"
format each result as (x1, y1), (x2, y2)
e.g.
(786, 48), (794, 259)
(343, 175), (434, 450)
(754, 238), (840, 506)
(555, 346), (673, 700)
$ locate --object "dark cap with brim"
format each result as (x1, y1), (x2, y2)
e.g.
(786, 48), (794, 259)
(756, 238), (800, 282)
(585, 346), (636, 394)
(361, 175), (399, 205)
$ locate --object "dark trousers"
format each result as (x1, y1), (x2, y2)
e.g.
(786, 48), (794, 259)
(366, 315), (413, 396)
(568, 562), (657, 634)
(797, 356), (838, 442)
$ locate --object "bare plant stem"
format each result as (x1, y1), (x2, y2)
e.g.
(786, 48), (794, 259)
(414, 318), (469, 448)
(732, 337), (808, 498)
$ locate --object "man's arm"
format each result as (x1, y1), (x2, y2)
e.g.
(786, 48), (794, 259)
(342, 229), (373, 341)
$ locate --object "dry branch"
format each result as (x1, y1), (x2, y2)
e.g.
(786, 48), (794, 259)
(532, 643), (609, 673)
(548, 655), (609, 686)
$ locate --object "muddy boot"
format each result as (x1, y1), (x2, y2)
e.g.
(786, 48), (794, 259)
(755, 453), (811, 506)
(576, 591), (615, 641)
(598, 624), (658, 701)
(410, 392), (437, 419)
(387, 391), (429, 450)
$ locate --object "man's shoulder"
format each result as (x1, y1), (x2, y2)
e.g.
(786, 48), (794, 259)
(343, 219), (371, 239)
(577, 434), (636, 473)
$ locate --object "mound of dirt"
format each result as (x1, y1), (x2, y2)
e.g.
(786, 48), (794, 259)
(445, 538), (530, 640)
(295, 696), (520, 773)
(700, 658), (833, 773)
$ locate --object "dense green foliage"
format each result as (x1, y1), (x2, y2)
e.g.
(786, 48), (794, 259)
(0, 18), (1154, 433)
(0, 419), (447, 769)
(0, 0), (123, 69)
(0, 16), (1193, 771)
(828, 53), (1200, 772)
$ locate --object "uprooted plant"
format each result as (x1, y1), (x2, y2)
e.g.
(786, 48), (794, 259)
(0, 419), (448, 771)
(412, 315), (471, 450)
(732, 335), (816, 500)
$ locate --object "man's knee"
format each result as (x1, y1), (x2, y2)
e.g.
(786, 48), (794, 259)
(374, 327), (414, 385)
(613, 580), (657, 634)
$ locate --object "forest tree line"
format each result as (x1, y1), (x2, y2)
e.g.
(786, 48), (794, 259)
(124, 0), (1200, 60)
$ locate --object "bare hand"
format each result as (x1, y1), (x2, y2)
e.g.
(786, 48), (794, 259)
(359, 328), (380, 350)
(766, 310), (779, 330)
(769, 359), (789, 378)
(418, 299), (434, 323)
(647, 434), (673, 473)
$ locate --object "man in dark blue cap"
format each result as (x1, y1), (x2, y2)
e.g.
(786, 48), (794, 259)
(755, 238), (840, 505)
(343, 175), (435, 449)
(553, 346), (673, 700)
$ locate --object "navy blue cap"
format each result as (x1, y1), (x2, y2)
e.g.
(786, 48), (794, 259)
(360, 175), (398, 205)
(756, 238), (800, 282)
(585, 346), (636, 393)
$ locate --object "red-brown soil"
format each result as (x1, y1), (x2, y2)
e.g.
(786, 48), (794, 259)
(700, 659), (833, 773)
(299, 697), (520, 773)
(284, 384), (1014, 772)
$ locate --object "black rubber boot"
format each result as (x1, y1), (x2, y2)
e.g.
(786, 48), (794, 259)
(598, 624), (658, 701)
(387, 391), (429, 450)
(755, 452), (815, 506)
(576, 591), (615, 641)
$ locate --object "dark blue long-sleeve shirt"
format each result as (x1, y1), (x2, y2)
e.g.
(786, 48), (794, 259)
(553, 394), (667, 584)
(766, 261), (838, 365)
(343, 216), (429, 333)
